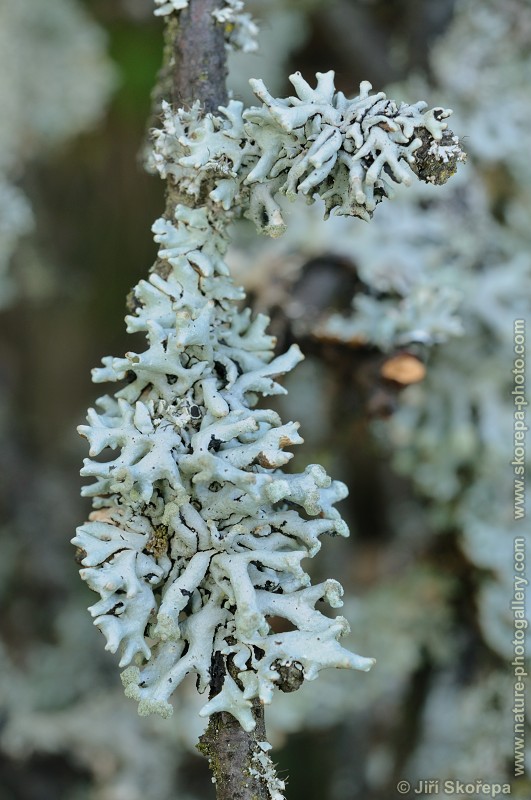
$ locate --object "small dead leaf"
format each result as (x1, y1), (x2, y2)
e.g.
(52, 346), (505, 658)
(381, 353), (426, 385)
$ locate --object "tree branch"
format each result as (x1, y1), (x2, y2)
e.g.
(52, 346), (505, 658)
(165, 0), (228, 113)
(160, 5), (280, 799)
(198, 701), (275, 800)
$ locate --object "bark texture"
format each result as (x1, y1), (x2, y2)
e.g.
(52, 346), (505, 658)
(159, 5), (278, 799)
(166, 0), (228, 113)
(197, 701), (272, 800)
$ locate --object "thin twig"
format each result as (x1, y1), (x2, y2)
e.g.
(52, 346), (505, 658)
(160, 4), (279, 798)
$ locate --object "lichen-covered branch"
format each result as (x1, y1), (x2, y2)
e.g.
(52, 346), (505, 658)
(198, 700), (285, 800)
(74, 2), (465, 798)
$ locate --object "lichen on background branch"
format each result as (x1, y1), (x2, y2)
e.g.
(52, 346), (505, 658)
(73, 1), (464, 780)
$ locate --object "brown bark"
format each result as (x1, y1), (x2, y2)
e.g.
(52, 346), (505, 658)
(197, 701), (274, 800)
(159, 5), (280, 799)
(165, 0), (228, 113)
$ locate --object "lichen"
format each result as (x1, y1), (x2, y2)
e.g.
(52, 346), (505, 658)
(74, 58), (464, 726)
(249, 741), (285, 800)
(150, 71), (463, 231)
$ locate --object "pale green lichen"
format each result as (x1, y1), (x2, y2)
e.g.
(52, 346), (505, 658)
(151, 72), (462, 230)
(74, 68), (465, 727)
